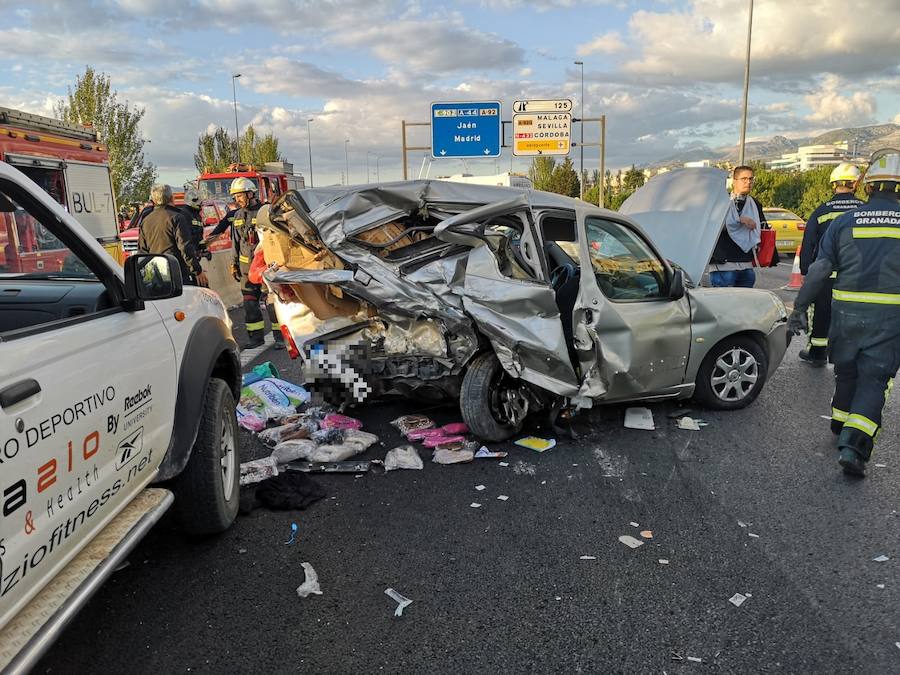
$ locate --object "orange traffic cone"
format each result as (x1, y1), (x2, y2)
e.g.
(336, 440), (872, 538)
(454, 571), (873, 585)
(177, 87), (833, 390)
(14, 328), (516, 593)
(784, 245), (803, 290)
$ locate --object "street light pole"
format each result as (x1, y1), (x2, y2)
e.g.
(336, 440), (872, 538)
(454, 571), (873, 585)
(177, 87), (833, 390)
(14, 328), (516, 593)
(375, 154), (380, 182)
(231, 73), (242, 162)
(306, 118), (314, 188)
(574, 60), (584, 200)
(738, 0), (754, 166)
(344, 139), (350, 185)
(366, 151), (371, 183)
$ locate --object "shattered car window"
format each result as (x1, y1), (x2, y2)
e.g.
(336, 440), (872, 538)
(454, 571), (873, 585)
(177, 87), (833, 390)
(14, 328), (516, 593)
(586, 217), (666, 301)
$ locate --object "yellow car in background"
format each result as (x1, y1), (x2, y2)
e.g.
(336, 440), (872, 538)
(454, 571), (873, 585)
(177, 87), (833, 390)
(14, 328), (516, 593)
(764, 207), (806, 253)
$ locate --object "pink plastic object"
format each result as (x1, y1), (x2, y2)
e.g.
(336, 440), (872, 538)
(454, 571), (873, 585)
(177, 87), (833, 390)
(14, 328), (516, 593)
(320, 413), (363, 430)
(441, 422), (469, 435)
(407, 428), (447, 441)
(422, 435), (465, 448)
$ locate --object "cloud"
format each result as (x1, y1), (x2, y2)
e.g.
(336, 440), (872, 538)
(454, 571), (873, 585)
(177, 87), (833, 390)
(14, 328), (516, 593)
(621, 0), (900, 85)
(473, 0), (620, 10)
(332, 20), (525, 74)
(577, 31), (626, 56)
(0, 28), (154, 64)
(242, 58), (360, 98)
(804, 75), (877, 127)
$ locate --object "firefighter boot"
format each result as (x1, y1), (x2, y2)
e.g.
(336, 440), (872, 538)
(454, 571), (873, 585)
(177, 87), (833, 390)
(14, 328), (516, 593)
(838, 447), (866, 477)
(799, 349), (827, 367)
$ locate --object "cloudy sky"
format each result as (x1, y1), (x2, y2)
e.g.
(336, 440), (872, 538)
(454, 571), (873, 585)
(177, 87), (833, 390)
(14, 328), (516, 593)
(2, 0), (898, 187)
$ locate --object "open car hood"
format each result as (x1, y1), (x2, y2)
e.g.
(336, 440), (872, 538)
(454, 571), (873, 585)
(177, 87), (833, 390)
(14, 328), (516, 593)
(619, 167), (730, 284)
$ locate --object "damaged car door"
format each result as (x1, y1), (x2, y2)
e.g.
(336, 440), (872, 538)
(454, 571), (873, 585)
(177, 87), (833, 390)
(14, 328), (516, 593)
(573, 213), (693, 402)
(434, 195), (579, 397)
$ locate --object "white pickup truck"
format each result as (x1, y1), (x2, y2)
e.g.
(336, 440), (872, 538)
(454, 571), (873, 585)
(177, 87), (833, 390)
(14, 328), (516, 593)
(0, 161), (241, 672)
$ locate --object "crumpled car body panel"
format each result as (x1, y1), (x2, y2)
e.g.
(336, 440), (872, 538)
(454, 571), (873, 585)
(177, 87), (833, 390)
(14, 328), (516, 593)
(264, 175), (787, 407)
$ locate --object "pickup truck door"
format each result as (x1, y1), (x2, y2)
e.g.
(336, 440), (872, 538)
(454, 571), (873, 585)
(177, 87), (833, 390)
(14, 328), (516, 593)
(572, 212), (692, 402)
(0, 167), (176, 631)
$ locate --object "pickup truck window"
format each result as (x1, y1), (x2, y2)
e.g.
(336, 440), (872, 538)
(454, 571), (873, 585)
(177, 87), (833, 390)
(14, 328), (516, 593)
(0, 185), (113, 336)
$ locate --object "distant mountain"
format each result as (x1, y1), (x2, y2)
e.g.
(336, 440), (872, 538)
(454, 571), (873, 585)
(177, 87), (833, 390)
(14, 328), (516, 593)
(654, 123), (900, 168)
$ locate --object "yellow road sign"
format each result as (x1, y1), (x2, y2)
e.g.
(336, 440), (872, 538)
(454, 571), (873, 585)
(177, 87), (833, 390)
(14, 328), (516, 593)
(512, 112), (572, 156)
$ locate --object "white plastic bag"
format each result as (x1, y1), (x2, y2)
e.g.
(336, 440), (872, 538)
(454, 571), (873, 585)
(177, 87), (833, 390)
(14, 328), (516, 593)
(384, 445), (423, 471)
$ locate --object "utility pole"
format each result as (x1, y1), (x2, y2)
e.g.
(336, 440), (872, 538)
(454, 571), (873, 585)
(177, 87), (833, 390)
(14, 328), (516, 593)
(574, 60), (585, 200)
(344, 139), (350, 185)
(231, 73), (242, 162)
(738, 0), (754, 165)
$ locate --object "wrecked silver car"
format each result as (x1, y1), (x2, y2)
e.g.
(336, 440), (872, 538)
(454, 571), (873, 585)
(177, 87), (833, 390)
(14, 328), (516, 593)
(259, 168), (789, 441)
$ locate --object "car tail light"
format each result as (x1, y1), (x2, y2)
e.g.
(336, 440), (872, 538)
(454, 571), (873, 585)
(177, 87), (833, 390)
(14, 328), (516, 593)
(280, 324), (300, 359)
(798, 223), (805, 231)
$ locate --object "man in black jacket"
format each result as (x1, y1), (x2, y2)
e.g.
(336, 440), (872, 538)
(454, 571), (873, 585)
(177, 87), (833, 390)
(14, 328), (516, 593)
(708, 165), (769, 288)
(138, 184), (207, 287)
(796, 162), (864, 366)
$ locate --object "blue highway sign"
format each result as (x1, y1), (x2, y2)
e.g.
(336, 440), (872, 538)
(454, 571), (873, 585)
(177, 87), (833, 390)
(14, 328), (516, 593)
(431, 101), (501, 159)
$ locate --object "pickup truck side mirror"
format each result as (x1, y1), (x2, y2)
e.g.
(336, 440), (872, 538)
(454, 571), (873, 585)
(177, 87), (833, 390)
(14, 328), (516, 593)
(123, 253), (184, 311)
(668, 268), (685, 300)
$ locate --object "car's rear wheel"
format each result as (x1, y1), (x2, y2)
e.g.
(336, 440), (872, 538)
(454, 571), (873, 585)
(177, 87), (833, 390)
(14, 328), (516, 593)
(172, 378), (239, 534)
(461, 352), (528, 442)
(693, 336), (767, 410)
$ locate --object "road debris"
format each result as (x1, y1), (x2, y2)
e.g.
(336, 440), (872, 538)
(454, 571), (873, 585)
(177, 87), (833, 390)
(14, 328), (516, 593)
(285, 522), (298, 545)
(619, 535), (644, 549)
(875, 463), (887, 468)
(514, 436), (557, 452)
(499, 461), (510, 467)
(391, 414), (435, 435)
(296, 562), (323, 598)
(873, 554), (890, 562)
(728, 593), (747, 607)
(737, 520), (748, 528)
(384, 588), (413, 617)
(475, 484), (486, 491)
(240, 457), (279, 486)
(497, 495), (509, 501)
(475, 447), (508, 459)
(687, 656), (702, 663)
(640, 530), (653, 539)
(470, 503), (481, 508)
(676, 416), (705, 431)
(580, 555), (597, 560)
(624, 407), (655, 430)
(748, 532), (760, 538)
(383, 445), (423, 471)
(513, 461), (537, 476)
(241, 472), (326, 513)
(432, 448), (474, 464)
(659, 559), (669, 565)
(629, 521), (640, 528)
(285, 460), (372, 473)
(877, 584), (885, 589)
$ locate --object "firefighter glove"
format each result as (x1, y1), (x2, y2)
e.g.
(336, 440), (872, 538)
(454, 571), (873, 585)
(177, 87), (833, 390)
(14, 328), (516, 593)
(787, 307), (808, 335)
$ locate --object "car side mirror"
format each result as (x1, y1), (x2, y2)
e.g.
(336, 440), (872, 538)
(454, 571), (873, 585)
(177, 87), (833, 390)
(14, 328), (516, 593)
(123, 253), (183, 311)
(668, 268), (685, 300)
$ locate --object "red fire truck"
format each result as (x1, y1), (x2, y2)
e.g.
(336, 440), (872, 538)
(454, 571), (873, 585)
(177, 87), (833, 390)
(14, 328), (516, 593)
(197, 161), (305, 203)
(0, 106), (121, 273)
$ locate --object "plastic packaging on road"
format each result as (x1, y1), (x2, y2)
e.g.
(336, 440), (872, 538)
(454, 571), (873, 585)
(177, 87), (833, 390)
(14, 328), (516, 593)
(384, 588), (412, 617)
(321, 413), (363, 430)
(432, 448), (474, 464)
(624, 407), (655, 430)
(514, 436), (557, 452)
(384, 445), (424, 471)
(391, 414), (435, 435)
(296, 562), (323, 598)
(238, 378), (311, 422)
(423, 434), (465, 448)
(240, 457), (279, 486)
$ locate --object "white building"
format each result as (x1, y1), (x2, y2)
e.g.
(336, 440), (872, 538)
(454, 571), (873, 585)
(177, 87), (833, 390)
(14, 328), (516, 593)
(439, 172), (533, 188)
(769, 143), (849, 171)
(684, 159), (712, 168)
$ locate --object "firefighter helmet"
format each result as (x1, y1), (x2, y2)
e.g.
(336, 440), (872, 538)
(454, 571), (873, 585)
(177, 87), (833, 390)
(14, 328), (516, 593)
(183, 185), (202, 207)
(863, 149), (900, 187)
(829, 162), (861, 185)
(229, 177), (257, 195)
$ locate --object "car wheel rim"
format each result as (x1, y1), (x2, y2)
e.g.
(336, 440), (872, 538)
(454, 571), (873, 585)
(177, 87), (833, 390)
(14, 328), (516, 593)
(220, 412), (236, 501)
(710, 347), (759, 402)
(490, 370), (529, 426)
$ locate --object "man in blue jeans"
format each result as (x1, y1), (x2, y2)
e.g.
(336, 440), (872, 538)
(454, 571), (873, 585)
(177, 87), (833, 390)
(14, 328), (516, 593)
(708, 165), (768, 287)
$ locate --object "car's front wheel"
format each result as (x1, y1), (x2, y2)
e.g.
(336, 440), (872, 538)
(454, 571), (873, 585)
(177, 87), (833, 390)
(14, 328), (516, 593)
(172, 378), (240, 534)
(693, 336), (768, 410)
(460, 352), (529, 442)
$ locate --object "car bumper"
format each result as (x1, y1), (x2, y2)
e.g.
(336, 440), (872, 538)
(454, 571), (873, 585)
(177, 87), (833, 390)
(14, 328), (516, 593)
(765, 321), (789, 375)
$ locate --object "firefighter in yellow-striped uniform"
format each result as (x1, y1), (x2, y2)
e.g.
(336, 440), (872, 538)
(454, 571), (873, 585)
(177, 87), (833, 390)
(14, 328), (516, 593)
(797, 162), (864, 366)
(228, 177), (283, 350)
(789, 149), (900, 476)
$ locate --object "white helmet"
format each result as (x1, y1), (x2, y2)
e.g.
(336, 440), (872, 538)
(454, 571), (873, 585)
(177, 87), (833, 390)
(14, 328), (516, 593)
(863, 149), (900, 187)
(229, 177), (256, 195)
(829, 162), (861, 185)
(183, 185), (202, 207)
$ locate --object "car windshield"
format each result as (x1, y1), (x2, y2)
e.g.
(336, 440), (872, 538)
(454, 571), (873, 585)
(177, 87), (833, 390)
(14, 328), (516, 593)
(198, 177), (258, 201)
(767, 210), (801, 220)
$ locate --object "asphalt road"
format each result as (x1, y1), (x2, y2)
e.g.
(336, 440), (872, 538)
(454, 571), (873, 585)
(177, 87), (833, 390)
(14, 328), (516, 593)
(38, 262), (900, 674)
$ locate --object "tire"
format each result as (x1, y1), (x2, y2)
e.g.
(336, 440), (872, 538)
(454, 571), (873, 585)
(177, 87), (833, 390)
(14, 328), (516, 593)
(172, 378), (240, 535)
(693, 336), (768, 410)
(460, 352), (528, 442)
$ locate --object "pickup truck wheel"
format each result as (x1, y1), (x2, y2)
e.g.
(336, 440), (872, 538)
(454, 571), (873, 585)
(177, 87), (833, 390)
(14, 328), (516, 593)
(694, 336), (768, 410)
(172, 378), (239, 535)
(461, 352), (527, 442)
